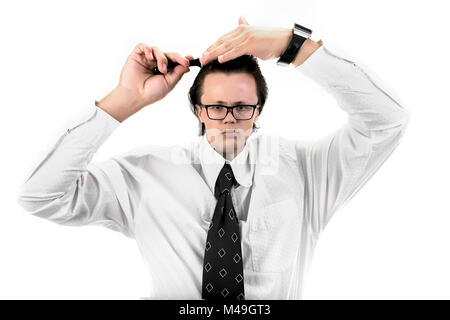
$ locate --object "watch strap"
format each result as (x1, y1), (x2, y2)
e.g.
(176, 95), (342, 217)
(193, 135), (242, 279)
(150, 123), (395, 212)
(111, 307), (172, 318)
(277, 23), (312, 66)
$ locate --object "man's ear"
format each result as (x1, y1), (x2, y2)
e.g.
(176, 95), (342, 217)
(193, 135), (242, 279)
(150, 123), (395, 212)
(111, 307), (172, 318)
(254, 108), (260, 121)
(196, 104), (204, 121)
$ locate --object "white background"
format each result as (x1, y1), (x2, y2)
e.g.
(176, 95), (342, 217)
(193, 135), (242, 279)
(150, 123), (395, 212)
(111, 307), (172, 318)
(1, 0), (449, 299)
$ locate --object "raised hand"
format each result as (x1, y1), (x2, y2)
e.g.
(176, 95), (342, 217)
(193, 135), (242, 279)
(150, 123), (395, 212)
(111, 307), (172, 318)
(200, 16), (293, 66)
(119, 43), (191, 107)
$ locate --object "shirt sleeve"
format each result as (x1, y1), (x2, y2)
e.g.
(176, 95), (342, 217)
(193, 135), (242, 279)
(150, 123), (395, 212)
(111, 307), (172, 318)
(16, 102), (135, 238)
(294, 40), (411, 235)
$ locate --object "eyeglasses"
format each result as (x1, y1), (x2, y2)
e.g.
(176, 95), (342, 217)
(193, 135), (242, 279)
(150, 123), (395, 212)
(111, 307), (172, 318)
(198, 103), (259, 120)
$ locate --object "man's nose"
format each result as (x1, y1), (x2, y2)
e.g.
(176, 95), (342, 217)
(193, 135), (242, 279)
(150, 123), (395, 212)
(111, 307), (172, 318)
(223, 109), (237, 123)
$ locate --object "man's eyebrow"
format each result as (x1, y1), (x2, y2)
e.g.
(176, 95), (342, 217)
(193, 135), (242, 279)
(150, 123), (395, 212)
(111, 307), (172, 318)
(214, 100), (246, 104)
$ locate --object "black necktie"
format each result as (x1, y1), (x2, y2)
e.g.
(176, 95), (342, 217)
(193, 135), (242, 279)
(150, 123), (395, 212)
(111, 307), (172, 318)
(201, 163), (245, 300)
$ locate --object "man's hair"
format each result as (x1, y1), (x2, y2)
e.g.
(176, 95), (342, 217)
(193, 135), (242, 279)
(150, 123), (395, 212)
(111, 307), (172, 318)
(188, 55), (268, 136)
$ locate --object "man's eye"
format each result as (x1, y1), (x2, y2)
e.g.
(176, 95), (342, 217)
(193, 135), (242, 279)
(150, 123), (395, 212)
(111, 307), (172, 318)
(213, 106), (223, 110)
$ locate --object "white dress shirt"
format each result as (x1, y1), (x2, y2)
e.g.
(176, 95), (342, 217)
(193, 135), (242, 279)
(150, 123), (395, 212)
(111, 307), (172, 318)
(17, 41), (411, 299)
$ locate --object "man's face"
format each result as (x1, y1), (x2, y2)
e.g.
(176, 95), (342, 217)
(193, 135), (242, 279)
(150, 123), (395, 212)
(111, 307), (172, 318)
(195, 72), (260, 159)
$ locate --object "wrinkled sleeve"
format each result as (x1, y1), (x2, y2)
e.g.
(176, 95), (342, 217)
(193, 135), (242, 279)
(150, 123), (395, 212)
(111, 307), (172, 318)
(16, 103), (135, 238)
(294, 42), (411, 235)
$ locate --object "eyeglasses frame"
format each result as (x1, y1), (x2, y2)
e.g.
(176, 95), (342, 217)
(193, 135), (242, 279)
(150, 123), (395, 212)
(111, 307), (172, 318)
(198, 103), (260, 120)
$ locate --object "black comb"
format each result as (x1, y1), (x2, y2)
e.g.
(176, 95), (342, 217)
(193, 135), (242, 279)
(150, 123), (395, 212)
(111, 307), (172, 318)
(152, 58), (202, 75)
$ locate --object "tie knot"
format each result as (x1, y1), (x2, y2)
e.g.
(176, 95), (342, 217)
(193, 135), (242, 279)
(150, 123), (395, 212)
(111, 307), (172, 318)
(214, 163), (237, 199)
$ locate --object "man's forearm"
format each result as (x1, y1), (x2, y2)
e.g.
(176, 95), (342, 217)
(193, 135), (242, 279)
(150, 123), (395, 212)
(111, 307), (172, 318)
(96, 85), (144, 123)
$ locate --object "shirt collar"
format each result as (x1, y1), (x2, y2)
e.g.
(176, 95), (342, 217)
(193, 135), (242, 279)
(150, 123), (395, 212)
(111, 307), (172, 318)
(199, 134), (254, 193)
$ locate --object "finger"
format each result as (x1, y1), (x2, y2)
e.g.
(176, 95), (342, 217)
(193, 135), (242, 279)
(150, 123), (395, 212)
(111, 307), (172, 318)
(200, 31), (237, 66)
(164, 64), (190, 89)
(133, 43), (154, 61)
(129, 42), (154, 66)
(144, 46), (153, 61)
(202, 29), (247, 65)
(133, 42), (149, 56)
(205, 28), (242, 56)
(185, 55), (195, 61)
(206, 28), (240, 52)
(151, 46), (169, 74)
(205, 34), (247, 64)
(206, 34), (237, 58)
(164, 52), (190, 67)
(164, 53), (190, 77)
(136, 46), (191, 71)
(215, 42), (247, 64)
(239, 15), (249, 25)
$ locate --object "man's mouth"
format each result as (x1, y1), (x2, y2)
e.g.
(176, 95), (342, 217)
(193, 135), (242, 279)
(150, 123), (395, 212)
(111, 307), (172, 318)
(222, 129), (239, 136)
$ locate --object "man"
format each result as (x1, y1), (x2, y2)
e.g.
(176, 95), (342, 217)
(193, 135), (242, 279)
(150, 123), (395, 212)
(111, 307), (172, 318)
(17, 16), (410, 299)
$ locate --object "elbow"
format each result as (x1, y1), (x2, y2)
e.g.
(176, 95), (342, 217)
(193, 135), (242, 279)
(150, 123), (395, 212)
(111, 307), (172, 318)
(16, 183), (34, 212)
(400, 106), (412, 132)
(16, 184), (66, 213)
(389, 102), (411, 132)
(404, 107), (412, 124)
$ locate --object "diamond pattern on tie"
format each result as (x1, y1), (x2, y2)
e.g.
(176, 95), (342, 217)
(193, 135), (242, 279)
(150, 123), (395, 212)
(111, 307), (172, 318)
(229, 208), (235, 220)
(202, 163), (245, 300)
(218, 248), (226, 258)
(221, 288), (229, 297)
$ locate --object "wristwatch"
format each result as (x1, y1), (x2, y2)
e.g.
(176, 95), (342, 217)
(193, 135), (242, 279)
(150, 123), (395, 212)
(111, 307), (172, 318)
(276, 23), (313, 66)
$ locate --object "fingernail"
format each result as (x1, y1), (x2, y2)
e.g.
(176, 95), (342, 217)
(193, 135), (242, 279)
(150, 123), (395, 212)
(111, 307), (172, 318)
(162, 63), (167, 73)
